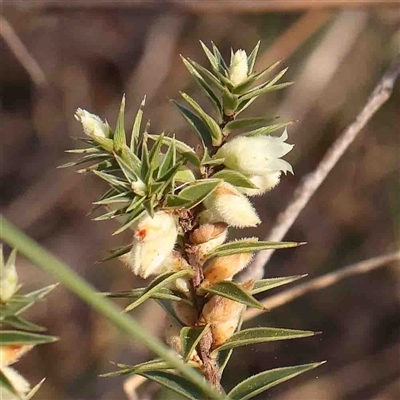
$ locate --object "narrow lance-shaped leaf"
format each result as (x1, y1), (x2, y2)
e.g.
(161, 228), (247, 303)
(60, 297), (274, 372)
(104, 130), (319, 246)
(0, 369), (21, 400)
(206, 241), (305, 259)
(180, 325), (210, 362)
(113, 95), (126, 151)
(223, 116), (279, 134)
(100, 358), (172, 378)
(212, 169), (258, 189)
(201, 281), (265, 310)
(139, 370), (206, 400)
(26, 378), (46, 400)
(228, 362), (326, 400)
(112, 206), (145, 236)
(171, 100), (212, 149)
(0, 330), (58, 345)
(124, 270), (193, 312)
(180, 92), (222, 146)
(247, 40), (260, 74)
(211, 41), (229, 73)
(244, 121), (293, 137)
(131, 96), (146, 151)
(211, 327), (318, 355)
(252, 275), (307, 295)
(1, 315), (47, 332)
(186, 58), (225, 91)
(105, 287), (191, 304)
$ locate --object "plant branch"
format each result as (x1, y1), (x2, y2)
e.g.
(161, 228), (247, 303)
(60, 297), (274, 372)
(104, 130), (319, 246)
(244, 251), (400, 321)
(0, 16), (47, 87)
(241, 54), (400, 282)
(0, 217), (225, 400)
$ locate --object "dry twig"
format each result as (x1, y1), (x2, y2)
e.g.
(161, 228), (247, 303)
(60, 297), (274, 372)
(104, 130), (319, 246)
(242, 54), (400, 282)
(0, 16), (47, 87)
(244, 251), (400, 321)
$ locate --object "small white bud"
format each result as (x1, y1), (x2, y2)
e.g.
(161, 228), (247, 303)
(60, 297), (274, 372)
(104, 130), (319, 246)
(229, 49), (248, 86)
(203, 182), (260, 228)
(216, 129), (294, 177)
(0, 366), (31, 399)
(74, 108), (109, 138)
(0, 252), (18, 303)
(120, 211), (178, 278)
(131, 179), (147, 196)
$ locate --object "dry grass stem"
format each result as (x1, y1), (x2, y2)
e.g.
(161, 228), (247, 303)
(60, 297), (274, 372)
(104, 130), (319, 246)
(244, 251), (400, 321)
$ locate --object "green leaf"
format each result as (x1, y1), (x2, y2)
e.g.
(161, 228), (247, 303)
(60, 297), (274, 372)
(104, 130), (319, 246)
(212, 169), (257, 189)
(92, 170), (129, 188)
(232, 60), (281, 95)
(180, 92), (222, 146)
(228, 362), (326, 400)
(92, 136), (114, 152)
(100, 358), (172, 377)
(112, 206), (145, 236)
(181, 56), (222, 117)
(199, 40), (219, 72)
(186, 58), (225, 91)
(175, 179), (221, 209)
(202, 281), (264, 310)
(180, 325), (210, 362)
(146, 134), (165, 183)
(101, 244), (132, 262)
(140, 370), (206, 400)
(114, 95), (126, 151)
(124, 270), (193, 312)
(172, 100), (212, 148)
(105, 287), (191, 304)
(0, 330), (58, 345)
(252, 275), (306, 295)
(207, 241), (305, 259)
(211, 327), (317, 355)
(26, 378), (46, 400)
(93, 191), (132, 206)
(58, 153), (110, 169)
(244, 121), (293, 137)
(148, 134), (200, 167)
(175, 167), (196, 183)
(114, 153), (139, 183)
(235, 97), (258, 116)
(140, 135), (150, 179)
(0, 369), (21, 400)
(1, 315), (47, 332)
(247, 40), (260, 74)
(211, 41), (229, 73)
(131, 96), (146, 151)
(222, 116), (278, 134)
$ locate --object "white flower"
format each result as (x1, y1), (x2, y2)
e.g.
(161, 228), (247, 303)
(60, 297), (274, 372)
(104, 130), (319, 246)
(74, 109), (109, 138)
(229, 49), (248, 86)
(203, 182), (260, 228)
(216, 129), (294, 177)
(0, 366), (31, 400)
(0, 255), (18, 302)
(239, 171), (282, 196)
(120, 211), (178, 278)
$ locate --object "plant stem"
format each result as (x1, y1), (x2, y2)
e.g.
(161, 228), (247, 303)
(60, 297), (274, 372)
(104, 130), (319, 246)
(0, 217), (225, 400)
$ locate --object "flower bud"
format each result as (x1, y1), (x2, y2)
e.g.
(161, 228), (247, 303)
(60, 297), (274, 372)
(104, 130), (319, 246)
(190, 223), (228, 260)
(74, 109), (109, 138)
(202, 252), (253, 287)
(229, 49), (248, 86)
(173, 301), (198, 327)
(120, 211), (178, 278)
(131, 179), (147, 196)
(0, 366), (31, 399)
(0, 252), (18, 303)
(216, 129), (294, 177)
(0, 345), (33, 367)
(203, 183), (260, 228)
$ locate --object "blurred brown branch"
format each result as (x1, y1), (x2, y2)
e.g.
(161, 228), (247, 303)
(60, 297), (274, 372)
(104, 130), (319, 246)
(8, 0), (399, 12)
(0, 16), (47, 87)
(244, 251), (400, 321)
(242, 53), (400, 281)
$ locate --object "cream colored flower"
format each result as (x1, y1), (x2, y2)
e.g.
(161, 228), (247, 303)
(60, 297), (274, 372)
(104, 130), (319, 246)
(0, 256), (18, 303)
(203, 183), (260, 228)
(239, 171), (282, 196)
(216, 129), (293, 177)
(120, 211), (178, 278)
(75, 109), (109, 138)
(229, 49), (248, 86)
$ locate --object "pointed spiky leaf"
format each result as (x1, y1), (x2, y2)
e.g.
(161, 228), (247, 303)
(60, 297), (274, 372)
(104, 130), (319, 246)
(186, 58), (225, 91)
(252, 276), (307, 295)
(26, 378), (46, 400)
(112, 206), (145, 236)
(131, 96), (146, 151)
(202, 281), (264, 310)
(243, 121), (293, 137)
(124, 270), (193, 312)
(212, 169), (258, 189)
(222, 116), (278, 134)
(180, 325), (210, 362)
(211, 327), (317, 355)
(1, 315), (47, 332)
(114, 95), (126, 151)
(105, 287), (191, 304)
(180, 92), (222, 146)
(228, 362), (326, 400)
(0, 330), (58, 345)
(247, 40), (261, 74)
(207, 241), (305, 259)
(100, 359), (172, 377)
(101, 244), (132, 262)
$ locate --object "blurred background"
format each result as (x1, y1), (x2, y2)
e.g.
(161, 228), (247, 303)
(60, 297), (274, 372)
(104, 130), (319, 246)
(1, 1), (399, 399)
